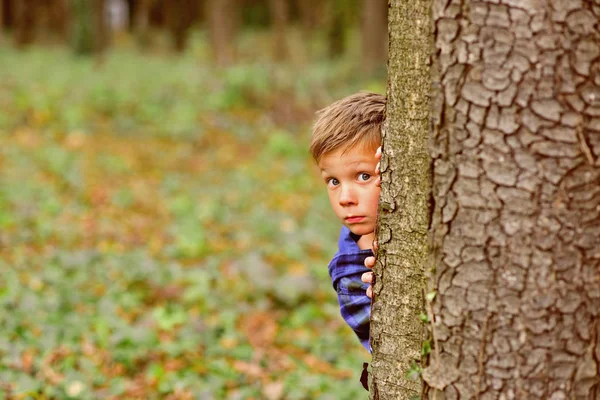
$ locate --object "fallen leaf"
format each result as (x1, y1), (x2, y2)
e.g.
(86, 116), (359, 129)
(240, 312), (278, 349)
(232, 360), (264, 379)
(263, 381), (284, 400)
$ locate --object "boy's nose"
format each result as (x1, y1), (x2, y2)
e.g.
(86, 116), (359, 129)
(339, 185), (357, 206)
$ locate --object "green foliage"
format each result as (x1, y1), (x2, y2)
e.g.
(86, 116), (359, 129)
(425, 291), (437, 303)
(0, 35), (385, 398)
(421, 340), (431, 357)
(405, 361), (423, 381)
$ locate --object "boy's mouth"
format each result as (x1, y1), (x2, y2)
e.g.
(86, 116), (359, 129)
(345, 216), (365, 223)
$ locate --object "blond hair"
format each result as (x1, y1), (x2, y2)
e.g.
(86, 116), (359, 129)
(310, 92), (385, 162)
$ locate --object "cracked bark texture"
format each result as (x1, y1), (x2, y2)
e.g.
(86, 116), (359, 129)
(425, 0), (600, 398)
(370, 0), (431, 399)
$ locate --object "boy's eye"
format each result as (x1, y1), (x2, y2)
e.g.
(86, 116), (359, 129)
(358, 173), (371, 182)
(327, 178), (340, 187)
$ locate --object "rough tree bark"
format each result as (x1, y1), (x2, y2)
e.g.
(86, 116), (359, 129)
(374, 0), (600, 399)
(426, 0), (600, 398)
(370, 0), (431, 398)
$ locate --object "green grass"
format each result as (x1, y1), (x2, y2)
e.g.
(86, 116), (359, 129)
(0, 32), (385, 399)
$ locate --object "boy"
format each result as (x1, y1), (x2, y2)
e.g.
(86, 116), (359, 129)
(310, 92), (383, 352)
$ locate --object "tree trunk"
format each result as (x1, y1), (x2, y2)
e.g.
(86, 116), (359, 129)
(1, 0), (14, 32)
(297, 0), (318, 33)
(13, 0), (36, 47)
(268, 0), (289, 62)
(92, 0), (108, 54)
(326, 0), (346, 59)
(425, 0), (600, 398)
(0, 0), (4, 44)
(36, 1), (52, 41)
(133, 0), (152, 48)
(71, 0), (107, 57)
(206, 0), (238, 66)
(377, 0), (600, 398)
(297, 0), (324, 61)
(165, 0), (198, 52)
(361, 0), (388, 74)
(51, 0), (70, 43)
(370, 0), (431, 398)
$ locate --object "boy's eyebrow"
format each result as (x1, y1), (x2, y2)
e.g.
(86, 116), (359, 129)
(347, 160), (372, 166)
(344, 160), (377, 168)
(320, 160), (374, 171)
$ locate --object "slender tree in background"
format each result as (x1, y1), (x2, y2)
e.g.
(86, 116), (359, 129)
(13, 0), (36, 47)
(92, 0), (108, 53)
(361, 0), (388, 74)
(326, 0), (348, 59)
(296, 0), (325, 62)
(132, 0), (152, 48)
(70, 0), (93, 54)
(6, 0), (69, 45)
(375, 0), (600, 398)
(50, 0), (70, 43)
(36, 1), (54, 41)
(206, 0), (238, 65)
(0, 0), (15, 42)
(297, 0), (320, 35)
(165, 0), (199, 52)
(0, 0), (4, 44)
(268, 0), (289, 61)
(71, 0), (108, 56)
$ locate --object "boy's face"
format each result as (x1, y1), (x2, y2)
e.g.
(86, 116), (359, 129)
(318, 144), (380, 239)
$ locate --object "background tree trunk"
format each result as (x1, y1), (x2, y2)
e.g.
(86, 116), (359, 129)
(370, 0), (431, 398)
(361, 0), (388, 74)
(71, 0), (94, 54)
(206, 0), (238, 66)
(71, 0), (107, 57)
(165, 0), (198, 52)
(13, 0), (36, 47)
(92, 0), (108, 54)
(35, 1), (52, 42)
(268, 0), (288, 62)
(133, 0), (152, 48)
(297, 0), (319, 34)
(50, 0), (70, 43)
(326, 0), (346, 59)
(297, 0), (323, 61)
(424, 0), (600, 398)
(0, 0), (4, 44)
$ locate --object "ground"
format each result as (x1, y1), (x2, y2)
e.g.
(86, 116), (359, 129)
(0, 38), (384, 399)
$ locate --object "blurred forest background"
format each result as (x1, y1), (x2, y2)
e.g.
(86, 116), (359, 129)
(0, 0), (387, 398)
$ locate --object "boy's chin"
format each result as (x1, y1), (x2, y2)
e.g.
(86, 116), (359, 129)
(346, 225), (375, 237)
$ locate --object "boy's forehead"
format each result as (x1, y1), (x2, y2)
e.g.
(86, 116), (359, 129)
(318, 144), (378, 168)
